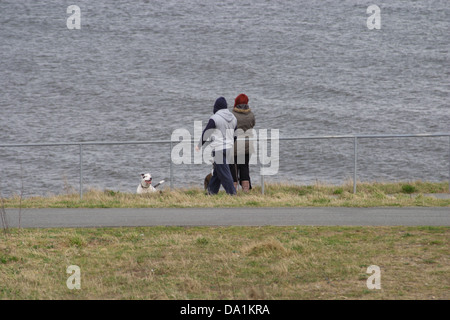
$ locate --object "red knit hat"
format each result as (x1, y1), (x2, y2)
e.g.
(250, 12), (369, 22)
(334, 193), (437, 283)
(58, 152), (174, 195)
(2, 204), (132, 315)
(234, 94), (249, 107)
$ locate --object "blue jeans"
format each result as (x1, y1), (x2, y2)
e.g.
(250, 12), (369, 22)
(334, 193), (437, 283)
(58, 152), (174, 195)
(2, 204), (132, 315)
(208, 150), (236, 195)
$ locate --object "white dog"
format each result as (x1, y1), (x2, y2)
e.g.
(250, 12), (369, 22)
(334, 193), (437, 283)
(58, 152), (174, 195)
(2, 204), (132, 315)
(137, 173), (165, 194)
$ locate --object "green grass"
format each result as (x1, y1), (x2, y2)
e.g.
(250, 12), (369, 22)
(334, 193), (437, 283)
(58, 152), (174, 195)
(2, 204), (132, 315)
(0, 226), (448, 299)
(402, 184), (416, 194)
(1, 181), (448, 208)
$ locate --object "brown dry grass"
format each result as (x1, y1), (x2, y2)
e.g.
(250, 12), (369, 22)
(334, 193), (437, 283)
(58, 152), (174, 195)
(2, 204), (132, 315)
(1, 226), (448, 300)
(2, 181), (449, 209)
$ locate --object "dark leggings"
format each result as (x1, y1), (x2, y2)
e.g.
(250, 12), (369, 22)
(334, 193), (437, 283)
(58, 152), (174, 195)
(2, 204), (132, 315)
(229, 154), (252, 189)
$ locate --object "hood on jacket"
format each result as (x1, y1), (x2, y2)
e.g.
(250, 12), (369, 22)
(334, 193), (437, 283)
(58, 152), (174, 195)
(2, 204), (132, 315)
(234, 104), (251, 113)
(213, 97), (228, 114)
(215, 108), (235, 122)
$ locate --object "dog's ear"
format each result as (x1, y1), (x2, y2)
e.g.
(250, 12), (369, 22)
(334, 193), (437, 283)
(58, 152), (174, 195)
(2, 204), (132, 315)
(141, 173), (145, 178)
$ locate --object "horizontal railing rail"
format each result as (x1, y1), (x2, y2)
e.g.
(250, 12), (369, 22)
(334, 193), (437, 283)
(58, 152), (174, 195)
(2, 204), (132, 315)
(1, 132), (449, 197)
(1, 132), (449, 147)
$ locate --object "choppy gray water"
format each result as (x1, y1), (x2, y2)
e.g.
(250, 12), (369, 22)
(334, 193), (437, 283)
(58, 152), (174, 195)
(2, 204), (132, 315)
(0, 0), (449, 197)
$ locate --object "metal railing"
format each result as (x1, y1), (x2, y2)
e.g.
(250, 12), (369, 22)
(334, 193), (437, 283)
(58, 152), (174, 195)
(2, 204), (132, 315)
(1, 133), (449, 198)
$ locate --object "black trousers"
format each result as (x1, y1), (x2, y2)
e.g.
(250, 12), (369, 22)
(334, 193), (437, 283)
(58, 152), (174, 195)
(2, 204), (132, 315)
(229, 153), (252, 189)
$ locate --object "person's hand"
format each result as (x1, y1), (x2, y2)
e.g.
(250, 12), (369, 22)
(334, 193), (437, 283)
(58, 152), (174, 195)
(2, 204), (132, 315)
(195, 145), (200, 152)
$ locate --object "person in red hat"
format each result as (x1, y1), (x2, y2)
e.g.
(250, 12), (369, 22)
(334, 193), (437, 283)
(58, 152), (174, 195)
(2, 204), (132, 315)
(229, 93), (256, 192)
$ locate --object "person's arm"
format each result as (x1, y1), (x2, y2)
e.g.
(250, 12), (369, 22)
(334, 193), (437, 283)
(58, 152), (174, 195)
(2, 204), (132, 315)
(198, 119), (216, 148)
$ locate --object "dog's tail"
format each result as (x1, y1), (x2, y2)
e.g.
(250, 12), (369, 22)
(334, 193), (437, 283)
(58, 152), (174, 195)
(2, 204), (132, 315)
(153, 180), (165, 189)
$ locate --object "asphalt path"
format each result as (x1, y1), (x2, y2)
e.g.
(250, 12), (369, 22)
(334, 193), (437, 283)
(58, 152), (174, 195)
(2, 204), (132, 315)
(2, 207), (449, 228)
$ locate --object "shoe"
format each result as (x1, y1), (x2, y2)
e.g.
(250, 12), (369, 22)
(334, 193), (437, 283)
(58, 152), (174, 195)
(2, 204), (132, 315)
(241, 181), (250, 192)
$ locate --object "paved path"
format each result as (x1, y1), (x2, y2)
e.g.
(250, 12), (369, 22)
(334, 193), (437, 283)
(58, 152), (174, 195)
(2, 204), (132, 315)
(3, 207), (449, 228)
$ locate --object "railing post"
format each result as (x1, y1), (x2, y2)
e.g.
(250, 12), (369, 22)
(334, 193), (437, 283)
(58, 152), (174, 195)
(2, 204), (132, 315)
(261, 139), (265, 195)
(170, 140), (173, 189)
(261, 174), (265, 195)
(79, 144), (83, 199)
(353, 136), (358, 194)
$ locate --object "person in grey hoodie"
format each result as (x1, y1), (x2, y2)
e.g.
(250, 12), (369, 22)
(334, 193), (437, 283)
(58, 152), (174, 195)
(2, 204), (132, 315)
(195, 97), (237, 195)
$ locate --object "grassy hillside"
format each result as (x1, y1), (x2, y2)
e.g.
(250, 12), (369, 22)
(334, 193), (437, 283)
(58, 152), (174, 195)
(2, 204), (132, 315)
(0, 225), (448, 299)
